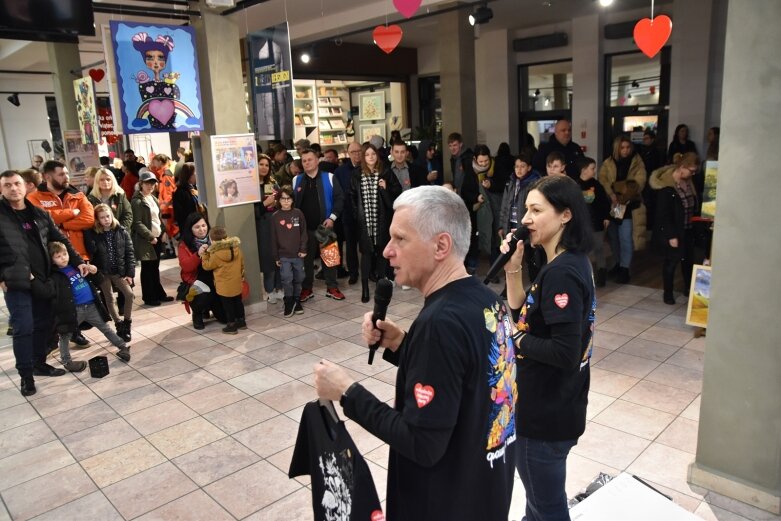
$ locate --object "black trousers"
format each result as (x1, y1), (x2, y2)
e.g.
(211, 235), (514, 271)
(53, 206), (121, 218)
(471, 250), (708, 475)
(140, 241), (167, 303)
(360, 242), (389, 282)
(220, 295), (245, 324)
(303, 231), (337, 290)
(337, 219), (359, 277)
(662, 229), (694, 296)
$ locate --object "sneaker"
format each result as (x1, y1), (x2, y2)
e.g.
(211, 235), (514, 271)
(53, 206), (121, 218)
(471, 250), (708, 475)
(300, 288), (314, 302)
(222, 323), (238, 335)
(325, 287), (345, 300)
(294, 300), (304, 315)
(63, 360), (87, 372)
(70, 332), (89, 347)
(32, 363), (66, 377)
(266, 292), (278, 305)
(117, 347), (131, 362)
(283, 297), (295, 318)
(274, 289), (285, 301)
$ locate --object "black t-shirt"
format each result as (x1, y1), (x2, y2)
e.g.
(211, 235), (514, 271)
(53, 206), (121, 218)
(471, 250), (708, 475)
(289, 401), (384, 521)
(14, 207), (47, 279)
(513, 251), (595, 441)
(345, 277), (518, 521)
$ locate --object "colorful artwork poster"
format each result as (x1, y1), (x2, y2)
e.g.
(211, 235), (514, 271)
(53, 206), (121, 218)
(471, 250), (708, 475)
(73, 77), (99, 145)
(248, 22), (294, 141)
(211, 134), (261, 208)
(63, 130), (100, 188)
(110, 21), (204, 134)
(96, 97), (120, 146)
(686, 264), (712, 328)
(701, 161), (718, 219)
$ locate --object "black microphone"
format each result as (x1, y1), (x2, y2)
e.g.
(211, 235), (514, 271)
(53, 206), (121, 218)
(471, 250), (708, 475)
(368, 278), (394, 364)
(483, 226), (530, 284)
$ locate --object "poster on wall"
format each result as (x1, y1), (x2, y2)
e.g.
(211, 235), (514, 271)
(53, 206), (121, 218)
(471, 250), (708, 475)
(63, 130), (100, 188)
(210, 134), (261, 208)
(247, 22), (294, 141)
(701, 161), (717, 219)
(96, 97), (120, 146)
(101, 24), (123, 134)
(359, 91), (386, 121)
(360, 124), (386, 144)
(110, 21), (204, 134)
(73, 77), (99, 145)
(686, 264), (712, 328)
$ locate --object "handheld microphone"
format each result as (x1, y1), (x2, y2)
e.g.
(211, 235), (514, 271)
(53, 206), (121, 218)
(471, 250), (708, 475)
(483, 226), (530, 284)
(368, 278), (394, 364)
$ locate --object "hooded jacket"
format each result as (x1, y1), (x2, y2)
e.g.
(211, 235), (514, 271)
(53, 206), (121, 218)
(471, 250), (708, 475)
(85, 226), (136, 278)
(649, 165), (698, 246)
(598, 154), (648, 251)
(201, 237), (245, 297)
(27, 183), (95, 260)
(131, 190), (162, 261)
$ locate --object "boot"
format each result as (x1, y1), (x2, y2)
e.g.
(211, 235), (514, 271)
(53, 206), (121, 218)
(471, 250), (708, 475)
(20, 376), (36, 397)
(222, 323), (238, 335)
(283, 297), (295, 318)
(294, 299), (304, 315)
(236, 318), (247, 330)
(118, 320), (132, 342)
(595, 268), (607, 288)
(117, 346), (131, 362)
(361, 280), (370, 303)
(192, 312), (205, 330)
(663, 292), (676, 305)
(615, 267), (630, 284)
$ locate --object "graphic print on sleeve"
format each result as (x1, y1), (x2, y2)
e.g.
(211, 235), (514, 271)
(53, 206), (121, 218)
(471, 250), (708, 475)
(484, 303), (517, 467)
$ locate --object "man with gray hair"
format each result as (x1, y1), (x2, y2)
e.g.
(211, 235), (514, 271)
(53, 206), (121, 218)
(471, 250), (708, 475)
(314, 185), (518, 520)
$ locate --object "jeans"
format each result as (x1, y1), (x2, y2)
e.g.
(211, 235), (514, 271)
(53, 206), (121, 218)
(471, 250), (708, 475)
(5, 289), (52, 378)
(303, 231), (337, 290)
(58, 303), (126, 362)
(516, 436), (577, 521)
(608, 219), (633, 268)
(280, 257), (305, 298)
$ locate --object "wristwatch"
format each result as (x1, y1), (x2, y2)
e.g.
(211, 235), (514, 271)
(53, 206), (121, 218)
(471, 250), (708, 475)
(339, 382), (360, 407)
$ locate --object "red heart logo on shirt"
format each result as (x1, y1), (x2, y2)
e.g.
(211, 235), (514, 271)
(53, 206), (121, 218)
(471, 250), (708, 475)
(413, 383), (435, 408)
(554, 293), (569, 308)
(286, 224), (292, 229)
(279, 219), (286, 225)
(371, 511), (385, 521)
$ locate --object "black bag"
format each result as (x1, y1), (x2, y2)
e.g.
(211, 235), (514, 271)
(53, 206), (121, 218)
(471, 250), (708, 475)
(175, 281), (190, 301)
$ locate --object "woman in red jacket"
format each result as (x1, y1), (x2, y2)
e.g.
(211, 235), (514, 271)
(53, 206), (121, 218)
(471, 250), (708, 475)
(178, 212), (226, 329)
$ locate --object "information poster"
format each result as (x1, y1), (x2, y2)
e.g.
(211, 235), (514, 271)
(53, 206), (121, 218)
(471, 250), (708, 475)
(63, 130), (100, 188)
(210, 134), (261, 208)
(248, 22), (294, 141)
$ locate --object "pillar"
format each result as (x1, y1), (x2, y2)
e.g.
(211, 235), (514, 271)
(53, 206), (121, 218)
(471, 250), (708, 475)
(687, 0), (781, 514)
(475, 28), (517, 151)
(571, 14), (602, 157)
(46, 43), (81, 140)
(191, 3), (263, 306)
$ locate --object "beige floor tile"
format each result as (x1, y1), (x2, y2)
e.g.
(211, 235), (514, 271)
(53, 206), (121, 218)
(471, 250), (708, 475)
(621, 380), (698, 415)
(233, 414), (299, 457)
(0, 420), (55, 459)
(365, 443), (390, 470)
(244, 314), (288, 332)
(592, 399), (675, 440)
(639, 325), (696, 347)
(374, 367), (398, 386)
(0, 388), (26, 411)
(683, 335), (707, 353)
(345, 420), (386, 455)
(657, 417), (699, 454)
(30, 385), (99, 417)
(204, 460), (302, 519)
(146, 416), (226, 459)
(283, 331), (340, 352)
(29, 491), (122, 521)
(81, 438), (167, 487)
(597, 316), (651, 337)
(356, 377), (396, 403)
(0, 440), (74, 491)
(172, 436), (261, 486)
(594, 302), (626, 321)
(103, 382), (174, 416)
(666, 348), (706, 372)
(45, 398), (120, 437)
(157, 368), (223, 397)
(564, 452), (621, 498)
(246, 343), (306, 365)
(135, 490), (234, 521)
(586, 391), (615, 420)
(592, 330), (634, 350)
(310, 339), (367, 363)
(2, 464), (96, 521)
(617, 337), (680, 362)
(595, 352), (661, 379)
(339, 352), (395, 377)
(203, 397), (278, 434)
(270, 353), (322, 379)
(628, 443), (703, 499)
(256, 380), (317, 413)
(102, 462), (198, 520)
(646, 363), (704, 393)
(588, 367), (640, 398)
(178, 382), (249, 415)
(572, 422), (651, 469)
(321, 320), (366, 339)
(126, 345), (178, 368)
(245, 487), (313, 521)
(262, 322), (314, 341)
(632, 296), (686, 314)
(202, 354), (266, 380)
(221, 330), (278, 353)
(23, 374), (83, 401)
(87, 369), (152, 399)
(598, 291), (647, 307)
(589, 346), (611, 364)
(124, 399), (198, 435)
(367, 458), (388, 502)
(305, 297), (352, 313)
(62, 417), (141, 461)
(658, 312), (695, 332)
(695, 502), (752, 521)
(182, 344), (241, 367)
(328, 303), (371, 321)
(163, 335), (220, 355)
(136, 355), (199, 381)
(681, 395), (701, 421)
(613, 307), (668, 326)
(228, 366), (293, 395)
(265, 445), (310, 486)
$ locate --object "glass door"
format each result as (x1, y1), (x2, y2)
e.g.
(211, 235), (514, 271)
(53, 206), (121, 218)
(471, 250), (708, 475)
(518, 60), (573, 152)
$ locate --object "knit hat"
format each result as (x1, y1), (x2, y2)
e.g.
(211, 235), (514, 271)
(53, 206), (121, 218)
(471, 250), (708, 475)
(369, 135), (384, 149)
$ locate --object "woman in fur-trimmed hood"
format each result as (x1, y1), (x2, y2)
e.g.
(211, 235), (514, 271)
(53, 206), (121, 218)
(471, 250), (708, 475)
(200, 228), (245, 298)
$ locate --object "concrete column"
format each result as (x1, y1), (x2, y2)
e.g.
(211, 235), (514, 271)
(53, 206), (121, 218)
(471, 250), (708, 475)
(191, 3), (263, 306)
(668, 0), (712, 150)
(552, 74), (567, 111)
(571, 14), (602, 157)
(475, 28), (516, 151)
(687, 0), (781, 514)
(46, 43), (81, 141)
(439, 8), (476, 160)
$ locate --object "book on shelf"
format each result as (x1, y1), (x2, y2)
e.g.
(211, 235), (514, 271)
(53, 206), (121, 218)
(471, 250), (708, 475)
(330, 107), (342, 116)
(318, 107), (330, 117)
(319, 119), (332, 130)
(329, 119), (345, 129)
(318, 97), (329, 105)
(328, 97), (341, 105)
(302, 115), (313, 125)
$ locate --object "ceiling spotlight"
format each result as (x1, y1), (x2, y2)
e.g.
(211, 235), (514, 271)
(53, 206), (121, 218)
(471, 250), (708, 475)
(469, 5), (493, 26)
(7, 93), (20, 107)
(300, 52), (311, 64)
(598, 0), (614, 6)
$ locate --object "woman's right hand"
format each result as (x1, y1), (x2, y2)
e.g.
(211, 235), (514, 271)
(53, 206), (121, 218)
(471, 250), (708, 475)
(500, 231), (525, 273)
(198, 244), (208, 255)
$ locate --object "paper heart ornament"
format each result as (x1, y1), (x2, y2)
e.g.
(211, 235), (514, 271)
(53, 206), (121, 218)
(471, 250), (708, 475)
(393, 0), (421, 18)
(148, 99), (175, 125)
(373, 25), (403, 54)
(413, 383), (435, 408)
(88, 68), (105, 82)
(633, 15), (672, 58)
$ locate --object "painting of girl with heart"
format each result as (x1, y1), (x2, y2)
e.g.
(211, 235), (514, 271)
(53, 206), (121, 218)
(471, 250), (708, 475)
(110, 21), (204, 134)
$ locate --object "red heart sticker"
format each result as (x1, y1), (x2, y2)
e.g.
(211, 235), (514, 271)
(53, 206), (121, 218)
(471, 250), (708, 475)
(633, 15), (672, 58)
(279, 219), (285, 225)
(371, 511), (385, 521)
(413, 383), (435, 408)
(88, 68), (105, 82)
(393, 0), (421, 18)
(554, 293), (569, 309)
(286, 223), (292, 229)
(373, 25), (403, 54)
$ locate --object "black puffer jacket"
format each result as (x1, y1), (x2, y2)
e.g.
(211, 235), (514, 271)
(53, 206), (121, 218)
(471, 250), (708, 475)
(0, 198), (84, 291)
(85, 226), (136, 278)
(50, 269), (110, 334)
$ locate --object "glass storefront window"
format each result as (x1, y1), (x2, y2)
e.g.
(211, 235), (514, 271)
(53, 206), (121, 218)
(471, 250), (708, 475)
(523, 61), (573, 111)
(609, 52), (662, 107)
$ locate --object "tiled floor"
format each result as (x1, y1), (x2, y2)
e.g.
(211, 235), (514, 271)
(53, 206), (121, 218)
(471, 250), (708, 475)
(0, 259), (778, 520)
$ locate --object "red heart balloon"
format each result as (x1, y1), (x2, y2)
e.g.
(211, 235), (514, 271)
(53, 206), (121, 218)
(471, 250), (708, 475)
(393, 0), (421, 19)
(89, 68), (105, 82)
(633, 15), (672, 58)
(373, 25), (403, 54)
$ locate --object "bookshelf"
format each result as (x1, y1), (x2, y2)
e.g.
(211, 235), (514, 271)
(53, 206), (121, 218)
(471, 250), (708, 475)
(293, 79), (352, 151)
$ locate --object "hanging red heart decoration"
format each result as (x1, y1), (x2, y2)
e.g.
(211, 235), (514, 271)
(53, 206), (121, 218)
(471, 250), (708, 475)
(373, 25), (403, 54)
(88, 68), (105, 82)
(649, 85), (656, 95)
(633, 15), (672, 58)
(393, 0), (421, 19)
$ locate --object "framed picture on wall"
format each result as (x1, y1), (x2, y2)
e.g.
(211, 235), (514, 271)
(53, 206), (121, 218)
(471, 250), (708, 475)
(685, 264), (712, 328)
(359, 91), (385, 121)
(360, 123), (385, 143)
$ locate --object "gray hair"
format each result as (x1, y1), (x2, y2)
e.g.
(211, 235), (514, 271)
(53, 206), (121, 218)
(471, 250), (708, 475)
(393, 186), (471, 260)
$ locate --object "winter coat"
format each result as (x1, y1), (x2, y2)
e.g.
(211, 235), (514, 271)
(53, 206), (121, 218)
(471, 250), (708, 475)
(87, 192), (133, 230)
(172, 183), (207, 232)
(351, 169), (402, 253)
(120, 171), (138, 199)
(201, 237), (245, 297)
(27, 184), (95, 260)
(292, 171), (344, 223)
(157, 171), (179, 237)
(532, 136), (585, 179)
(415, 139), (444, 185)
(50, 270), (110, 334)
(450, 149), (480, 213)
(498, 170), (542, 235)
(131, 191), (162, 261)
(598, 154), (648, 250)
(649, 165), (698, 248)
(85, 226), (136, 278)
(0, 198), (84, 291)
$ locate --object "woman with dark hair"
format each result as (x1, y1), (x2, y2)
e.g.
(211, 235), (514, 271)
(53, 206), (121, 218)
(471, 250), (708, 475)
(502, 175), (595, 521)
(172, 162), (207, 233)
(253, 153), (282, 303)
(178, 212), (226, 329)
(598, 135), (647, 283)
(667, 124), (698, 164)
(351, 143), (402, 302)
